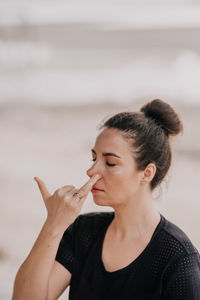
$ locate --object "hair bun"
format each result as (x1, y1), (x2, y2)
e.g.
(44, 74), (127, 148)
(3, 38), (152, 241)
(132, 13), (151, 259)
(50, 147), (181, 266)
(140, 99), (183, 136)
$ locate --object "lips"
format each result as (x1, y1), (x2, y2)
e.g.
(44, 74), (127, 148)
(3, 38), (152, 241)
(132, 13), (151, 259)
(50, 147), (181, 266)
(92, 186), (104, 191)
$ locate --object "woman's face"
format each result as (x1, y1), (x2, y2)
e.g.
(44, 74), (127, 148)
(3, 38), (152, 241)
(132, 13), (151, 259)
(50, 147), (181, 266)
(86, 128), (145, 207)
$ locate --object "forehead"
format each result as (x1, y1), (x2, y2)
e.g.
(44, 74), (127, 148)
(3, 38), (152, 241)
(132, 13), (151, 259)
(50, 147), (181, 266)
(93, 128), (132, 156)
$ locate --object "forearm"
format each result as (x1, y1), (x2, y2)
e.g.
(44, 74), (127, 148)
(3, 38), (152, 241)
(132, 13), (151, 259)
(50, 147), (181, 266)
(12, 220), (65, 300)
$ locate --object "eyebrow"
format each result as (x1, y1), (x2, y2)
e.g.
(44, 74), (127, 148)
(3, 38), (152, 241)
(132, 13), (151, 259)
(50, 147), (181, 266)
(91, 149), (121, 159)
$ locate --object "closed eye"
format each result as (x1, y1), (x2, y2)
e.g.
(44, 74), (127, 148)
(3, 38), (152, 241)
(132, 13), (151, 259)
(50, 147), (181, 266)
(91, 159), (116, 167)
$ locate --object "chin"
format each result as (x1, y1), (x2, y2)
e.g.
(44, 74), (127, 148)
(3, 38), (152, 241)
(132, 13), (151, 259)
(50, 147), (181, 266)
(93, 196), (114, 208)
(93, 197), (108, 206)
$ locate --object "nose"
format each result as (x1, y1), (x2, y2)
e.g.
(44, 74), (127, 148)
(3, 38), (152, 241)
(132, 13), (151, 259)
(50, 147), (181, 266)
(86, 162), (102, 179)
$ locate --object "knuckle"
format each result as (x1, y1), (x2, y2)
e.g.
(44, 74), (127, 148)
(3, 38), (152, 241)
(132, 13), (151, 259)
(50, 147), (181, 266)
(57, 189), (63, 198)
(79, 190), (85, 197)
(55, 186), (75, 198)
(65, 185), (75, 190)
(53, 190), (58, 197)
(63, 194), (70, 203)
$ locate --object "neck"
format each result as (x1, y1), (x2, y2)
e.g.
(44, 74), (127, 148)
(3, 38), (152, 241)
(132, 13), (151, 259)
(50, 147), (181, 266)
(111, 188), (161, 241)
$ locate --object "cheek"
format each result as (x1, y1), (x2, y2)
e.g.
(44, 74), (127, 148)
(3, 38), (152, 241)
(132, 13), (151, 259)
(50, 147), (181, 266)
(112, 166), (140, 190)
(106, 167), (133, 188)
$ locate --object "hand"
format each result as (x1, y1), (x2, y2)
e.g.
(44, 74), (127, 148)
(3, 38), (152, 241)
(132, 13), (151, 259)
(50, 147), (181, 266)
(34, 174), (101, 232)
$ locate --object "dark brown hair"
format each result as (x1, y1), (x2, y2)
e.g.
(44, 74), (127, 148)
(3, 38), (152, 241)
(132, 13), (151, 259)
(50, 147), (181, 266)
(98, 99), (183, 190)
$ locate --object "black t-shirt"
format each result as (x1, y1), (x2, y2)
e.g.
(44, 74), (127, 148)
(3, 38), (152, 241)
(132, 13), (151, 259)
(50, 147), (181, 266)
(55, 211), (200, 300)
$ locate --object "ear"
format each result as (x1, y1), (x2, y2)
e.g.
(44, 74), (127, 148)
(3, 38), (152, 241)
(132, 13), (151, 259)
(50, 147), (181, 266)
(140, 163), (157, 185)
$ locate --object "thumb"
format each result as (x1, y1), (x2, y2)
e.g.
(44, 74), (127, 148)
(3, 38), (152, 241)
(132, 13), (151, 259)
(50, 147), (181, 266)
(34, 177), (51, 204)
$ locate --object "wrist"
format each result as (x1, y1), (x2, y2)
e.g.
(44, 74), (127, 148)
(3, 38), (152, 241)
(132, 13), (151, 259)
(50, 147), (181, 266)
(44, 217), (71, 237)
(43, 219), (66, 238)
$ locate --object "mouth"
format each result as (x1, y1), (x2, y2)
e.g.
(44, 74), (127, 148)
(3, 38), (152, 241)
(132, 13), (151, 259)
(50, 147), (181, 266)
(91, 187), (104, 193)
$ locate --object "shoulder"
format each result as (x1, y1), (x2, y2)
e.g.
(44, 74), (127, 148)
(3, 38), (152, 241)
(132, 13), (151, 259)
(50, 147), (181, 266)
(157, 214), (200, 284)
(61, 211), (113, 242)
(70, 211), (114, 259)
(159, 216), (200, 296)
(77, 210), (114, 233)
(70, 210), (114, 240)
(160, 214), (199, 258)
(79, 210), (114, 219)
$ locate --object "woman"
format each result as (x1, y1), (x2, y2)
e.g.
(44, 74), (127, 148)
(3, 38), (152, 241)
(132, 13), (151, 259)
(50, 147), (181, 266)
(12, 99), (200, 300)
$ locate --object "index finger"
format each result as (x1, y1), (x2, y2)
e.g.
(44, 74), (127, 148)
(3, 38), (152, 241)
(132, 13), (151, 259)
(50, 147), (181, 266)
(78, 174), (101, 197)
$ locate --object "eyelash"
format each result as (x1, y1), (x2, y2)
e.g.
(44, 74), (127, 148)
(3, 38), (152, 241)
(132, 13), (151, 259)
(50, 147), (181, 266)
(91, 159), (116, 167)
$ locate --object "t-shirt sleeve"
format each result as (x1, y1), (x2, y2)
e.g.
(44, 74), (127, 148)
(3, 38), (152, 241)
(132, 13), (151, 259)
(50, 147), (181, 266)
(55, 215), (82, 275)
(162, 252), (200, 300)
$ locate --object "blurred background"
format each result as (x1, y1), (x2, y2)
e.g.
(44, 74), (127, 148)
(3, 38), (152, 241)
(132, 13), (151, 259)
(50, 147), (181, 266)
(0, 0), (200, 299)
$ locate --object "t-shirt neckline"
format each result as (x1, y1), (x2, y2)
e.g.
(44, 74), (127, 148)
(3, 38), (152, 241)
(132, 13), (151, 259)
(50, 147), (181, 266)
(98, 212), (165, 276)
